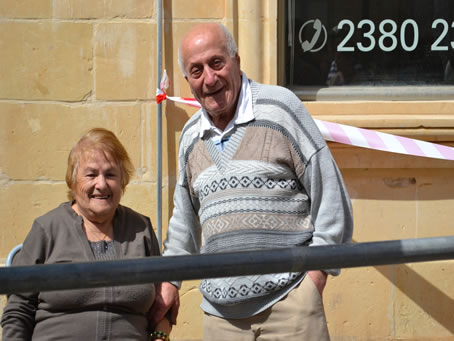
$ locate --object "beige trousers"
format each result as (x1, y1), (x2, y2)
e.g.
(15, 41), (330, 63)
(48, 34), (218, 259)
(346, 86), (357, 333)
(203, 275), (330, 341)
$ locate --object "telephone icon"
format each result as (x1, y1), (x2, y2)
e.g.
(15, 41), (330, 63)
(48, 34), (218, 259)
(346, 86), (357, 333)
(299, 19), (327, 53)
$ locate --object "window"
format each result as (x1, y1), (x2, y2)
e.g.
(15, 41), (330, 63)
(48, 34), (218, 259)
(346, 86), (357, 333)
(286, 0), (454, 100)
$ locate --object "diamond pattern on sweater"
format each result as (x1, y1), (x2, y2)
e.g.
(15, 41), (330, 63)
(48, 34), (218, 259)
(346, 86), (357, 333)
(200, 272), (300, 304)
(199, 176), (300, 201)
(202, 214), (312, 244)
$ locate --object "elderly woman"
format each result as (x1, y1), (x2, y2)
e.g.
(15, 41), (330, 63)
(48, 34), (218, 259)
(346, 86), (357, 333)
(1, 128), (171, 341)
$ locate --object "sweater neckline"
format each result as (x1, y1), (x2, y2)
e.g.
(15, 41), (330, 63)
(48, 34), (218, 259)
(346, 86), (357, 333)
(61, 202), (122, 261)
(204, 126), (247, 173)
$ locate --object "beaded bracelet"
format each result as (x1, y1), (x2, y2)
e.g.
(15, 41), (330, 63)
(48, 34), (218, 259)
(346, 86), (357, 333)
(151, 330), (170, 341)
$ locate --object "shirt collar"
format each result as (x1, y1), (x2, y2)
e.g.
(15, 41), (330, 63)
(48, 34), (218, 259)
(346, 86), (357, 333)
(200, 72), (254, 138)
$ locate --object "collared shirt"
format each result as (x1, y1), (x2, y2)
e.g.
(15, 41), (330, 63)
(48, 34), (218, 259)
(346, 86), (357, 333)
(199, 72), (255, 151)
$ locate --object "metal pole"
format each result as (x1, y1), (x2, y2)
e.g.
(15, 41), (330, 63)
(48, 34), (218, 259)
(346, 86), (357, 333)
(156, 0), (163, 248)
(1, 236), (454, 295)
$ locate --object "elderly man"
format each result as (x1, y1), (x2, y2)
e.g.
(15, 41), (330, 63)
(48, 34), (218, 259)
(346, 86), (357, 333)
(151, 23), (353, 340)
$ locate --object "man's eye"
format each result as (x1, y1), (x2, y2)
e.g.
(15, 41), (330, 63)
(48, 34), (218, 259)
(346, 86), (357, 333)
(191, 68), (202, 77)
(212, 59), (223, 69)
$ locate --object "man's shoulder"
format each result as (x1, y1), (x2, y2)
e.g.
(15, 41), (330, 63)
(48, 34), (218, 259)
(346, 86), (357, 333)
(178, 110), (203, 151)
(249, 80), (301, 109)
(250, 79), (292, 94)
(248, 80), (325, 153)
(181, 110), (202, 136)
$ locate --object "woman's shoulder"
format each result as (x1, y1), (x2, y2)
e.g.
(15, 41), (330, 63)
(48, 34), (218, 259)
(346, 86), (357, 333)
(117, 204), (149, 221)
(115, 206), (158, 253)
(115, 205), (153, 232)
(34, 202), (77, 226)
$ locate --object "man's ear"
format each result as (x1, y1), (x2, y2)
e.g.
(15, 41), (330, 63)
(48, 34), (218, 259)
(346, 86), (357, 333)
(235, 54), (241, 77)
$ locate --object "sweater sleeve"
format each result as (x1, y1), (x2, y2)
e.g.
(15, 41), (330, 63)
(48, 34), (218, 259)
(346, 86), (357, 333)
(162, 184), (201, 255)
(161, 184), (202, 288)
(272, 87), (353, 275)
(302, 145), (354, 275)
(1, 221), (49, 340)
(162, 122), (202, 264)
(162, 126), (203, 286)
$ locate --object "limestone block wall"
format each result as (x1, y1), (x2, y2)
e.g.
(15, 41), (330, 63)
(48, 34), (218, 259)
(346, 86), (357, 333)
(309, 100), (454, 341)
(0, 0), (163, 253)
(0, 0), (221, 339)
(1, 1), (454, 341)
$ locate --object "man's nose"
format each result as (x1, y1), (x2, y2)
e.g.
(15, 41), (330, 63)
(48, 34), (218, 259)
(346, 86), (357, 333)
(204, 67), (217, 86)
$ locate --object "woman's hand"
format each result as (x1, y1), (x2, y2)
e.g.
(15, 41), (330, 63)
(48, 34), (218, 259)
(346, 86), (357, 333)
(150, 315), (172, 341)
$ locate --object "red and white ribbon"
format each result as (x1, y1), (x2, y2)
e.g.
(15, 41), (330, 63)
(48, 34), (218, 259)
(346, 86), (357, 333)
(315, 119), (454, 161)
(164, 96), (201, 108)
(156, 71), (201, 108)
(157, 70), (454, 161)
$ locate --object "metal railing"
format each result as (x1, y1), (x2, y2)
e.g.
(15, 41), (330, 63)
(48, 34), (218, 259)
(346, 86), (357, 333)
(1, 236), (454, 295)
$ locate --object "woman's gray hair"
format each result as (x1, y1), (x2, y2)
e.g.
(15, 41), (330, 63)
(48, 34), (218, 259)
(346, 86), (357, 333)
(178, 23), (238, 77)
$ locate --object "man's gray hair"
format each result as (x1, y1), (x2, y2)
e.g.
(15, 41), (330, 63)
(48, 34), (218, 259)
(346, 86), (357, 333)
(178, 23), (238, 77)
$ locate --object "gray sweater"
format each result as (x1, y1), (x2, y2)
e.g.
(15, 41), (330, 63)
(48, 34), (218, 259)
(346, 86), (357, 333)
(1, 202), (160, 341)
(163, 80), (353, 319)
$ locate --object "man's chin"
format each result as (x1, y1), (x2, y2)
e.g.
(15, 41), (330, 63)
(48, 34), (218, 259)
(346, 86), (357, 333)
(203, 102), (228, 116)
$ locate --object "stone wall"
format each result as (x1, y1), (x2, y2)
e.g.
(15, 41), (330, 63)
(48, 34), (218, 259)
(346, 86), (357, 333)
(1, 1), (454, 340)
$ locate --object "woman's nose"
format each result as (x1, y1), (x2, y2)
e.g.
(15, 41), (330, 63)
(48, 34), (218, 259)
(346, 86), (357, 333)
(95, 175), (108, 189)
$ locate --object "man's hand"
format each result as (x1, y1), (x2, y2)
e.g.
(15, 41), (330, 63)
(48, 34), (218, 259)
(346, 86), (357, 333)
(148, 282), (180, 328)
(308, 270), (327, 296)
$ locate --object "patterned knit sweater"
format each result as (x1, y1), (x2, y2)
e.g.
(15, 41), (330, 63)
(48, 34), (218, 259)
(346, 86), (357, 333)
(163, 80), (353, 318)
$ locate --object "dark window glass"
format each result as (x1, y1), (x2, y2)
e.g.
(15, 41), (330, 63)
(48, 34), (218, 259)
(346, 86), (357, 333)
(286, 0), (454, 87)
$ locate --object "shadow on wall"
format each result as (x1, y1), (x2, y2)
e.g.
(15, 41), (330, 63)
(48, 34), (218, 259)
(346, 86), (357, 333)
(344, 165), (454, 334)
(376, 264), (454, 335)
(343, 168), (454, 201)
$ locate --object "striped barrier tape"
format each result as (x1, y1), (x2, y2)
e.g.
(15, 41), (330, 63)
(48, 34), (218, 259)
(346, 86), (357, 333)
(156, 73), (454, 161)
(315, 119), (454, 161)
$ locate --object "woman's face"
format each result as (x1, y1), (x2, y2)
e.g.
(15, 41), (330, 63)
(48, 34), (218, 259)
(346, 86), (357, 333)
(72, 149), (122, 224)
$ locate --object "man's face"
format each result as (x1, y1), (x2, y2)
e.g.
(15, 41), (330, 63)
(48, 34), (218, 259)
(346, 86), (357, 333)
(181, 28), (242, 128)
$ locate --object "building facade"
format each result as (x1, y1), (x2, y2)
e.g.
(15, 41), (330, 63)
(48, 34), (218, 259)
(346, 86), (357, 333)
(1, 1), (454, 340)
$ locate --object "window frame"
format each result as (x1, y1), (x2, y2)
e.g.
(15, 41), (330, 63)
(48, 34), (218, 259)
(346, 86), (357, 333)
(280, 0), (454, 102)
